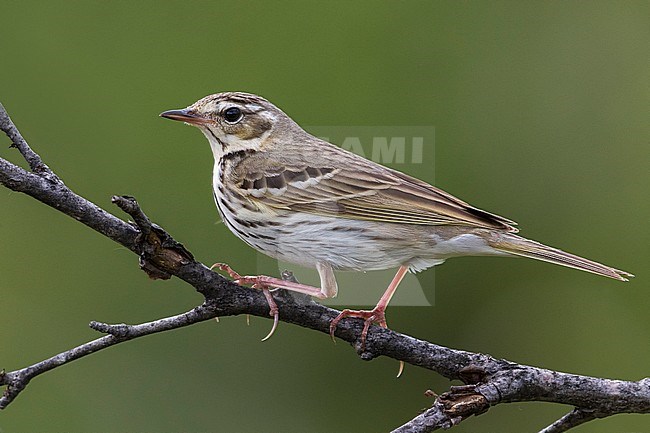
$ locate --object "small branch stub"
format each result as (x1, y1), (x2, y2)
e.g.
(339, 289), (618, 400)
(111, 195), (194, 279)
(439, 385), (490, 420)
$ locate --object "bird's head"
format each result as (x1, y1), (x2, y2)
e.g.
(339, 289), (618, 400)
(161, 92), (297, 157)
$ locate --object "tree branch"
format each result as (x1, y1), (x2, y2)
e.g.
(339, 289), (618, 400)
(1, 101), (648, 432)
(537, 408), (599, 433)
(0, 102), (60, 184)
(0, 303), (219, 409)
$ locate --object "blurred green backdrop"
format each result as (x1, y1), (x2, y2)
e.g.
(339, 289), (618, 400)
(1, 1), (648, 432)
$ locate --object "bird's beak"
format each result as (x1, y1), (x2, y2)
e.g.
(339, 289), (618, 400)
(159, 108), (211, 125)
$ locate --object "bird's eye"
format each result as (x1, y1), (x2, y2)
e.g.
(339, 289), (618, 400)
(223, 107), (243, 123)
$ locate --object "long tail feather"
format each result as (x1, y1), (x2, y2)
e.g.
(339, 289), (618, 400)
(489, 234), (634, 281)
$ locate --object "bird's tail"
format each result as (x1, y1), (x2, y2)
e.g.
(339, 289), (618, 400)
(488, 234), (634, 281)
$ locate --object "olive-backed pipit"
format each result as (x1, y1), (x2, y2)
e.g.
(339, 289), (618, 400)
(161, 92), (633, 344)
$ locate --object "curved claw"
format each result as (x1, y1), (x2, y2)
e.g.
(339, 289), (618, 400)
(210, 262), (242, 280)
(359, 317), (375, 351)
(329, 314), (343, 343)
(259, 286), (279, 342)
(329, 308), (360, 344)
(396, 360), (405, 378)
(261, 310), (279, 342)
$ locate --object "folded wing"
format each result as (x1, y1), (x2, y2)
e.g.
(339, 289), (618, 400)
(233, 145), (518, 232)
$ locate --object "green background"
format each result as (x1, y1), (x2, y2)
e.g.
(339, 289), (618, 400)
(1, 1), (648, 432)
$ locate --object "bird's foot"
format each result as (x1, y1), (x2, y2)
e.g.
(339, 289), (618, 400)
(329, 306), (405, 377)
(210, 263), (279, 341)
(329, 306), (389, 351)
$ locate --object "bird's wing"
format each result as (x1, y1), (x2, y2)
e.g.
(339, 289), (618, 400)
(232, 144), (518, 232)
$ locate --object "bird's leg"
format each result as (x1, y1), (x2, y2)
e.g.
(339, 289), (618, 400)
(211, 263), (328, 298)
(210, 263), (330, 341)
(330, 265), (409, 352)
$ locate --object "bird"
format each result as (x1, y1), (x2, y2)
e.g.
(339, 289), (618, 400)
(160, 91), (633, 346)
